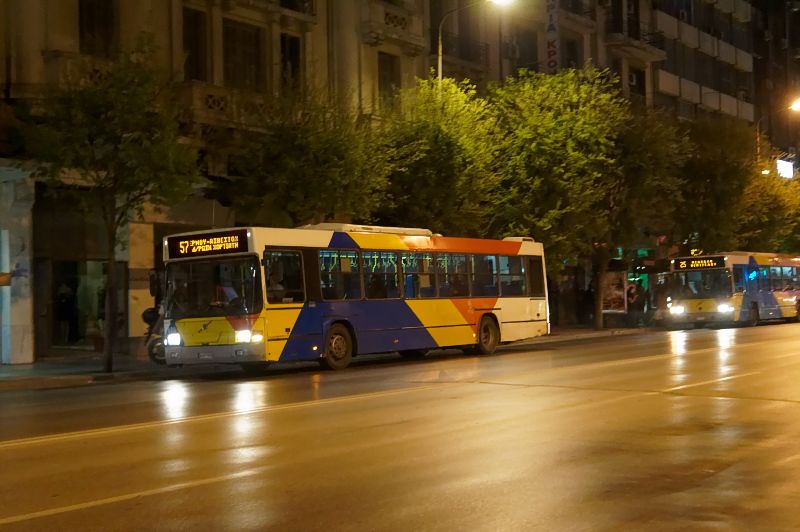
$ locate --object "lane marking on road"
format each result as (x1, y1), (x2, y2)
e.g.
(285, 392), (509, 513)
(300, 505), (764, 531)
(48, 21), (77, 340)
(0, 466), (268, 526)
(661, 371), (760, 392)
(0, 383), (459, 449)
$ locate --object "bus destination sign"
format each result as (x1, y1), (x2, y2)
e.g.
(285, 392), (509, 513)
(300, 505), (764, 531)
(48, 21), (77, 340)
(167, 229), (249, 259)
(676, 256), (726, 270)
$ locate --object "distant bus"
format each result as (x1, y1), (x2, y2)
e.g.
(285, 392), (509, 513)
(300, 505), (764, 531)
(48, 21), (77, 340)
(161, 224), (549, 370)
(666, 252), (800, 328)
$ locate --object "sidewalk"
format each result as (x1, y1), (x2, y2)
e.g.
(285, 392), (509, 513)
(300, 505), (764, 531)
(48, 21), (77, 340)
(0, 326), (652, 391)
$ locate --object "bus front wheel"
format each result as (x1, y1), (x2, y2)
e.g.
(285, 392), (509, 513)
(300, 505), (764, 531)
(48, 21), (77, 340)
(320, 324), (353, 370)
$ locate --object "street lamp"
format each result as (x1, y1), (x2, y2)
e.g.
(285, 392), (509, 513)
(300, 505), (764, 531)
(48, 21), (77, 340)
(756, 97), (800, 161)
(437, 0), (514, 99)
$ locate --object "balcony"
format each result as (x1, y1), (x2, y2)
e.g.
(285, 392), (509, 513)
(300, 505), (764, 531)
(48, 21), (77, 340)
(177, 81), (266, 131)
(436, 30), (489, 69)
(361, 1), (425, 55)
(279, 0), (314, 16)
(605, 16), (666, 63)
(560, 0), (595, 32)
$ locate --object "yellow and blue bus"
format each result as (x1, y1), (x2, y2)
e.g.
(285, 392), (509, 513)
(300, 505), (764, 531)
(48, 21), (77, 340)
(666, 252), (800, 328)
(161, 224), (549, 370)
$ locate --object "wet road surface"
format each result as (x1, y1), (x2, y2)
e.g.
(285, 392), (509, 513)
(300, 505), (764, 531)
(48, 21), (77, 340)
(2, 325), (800, 530)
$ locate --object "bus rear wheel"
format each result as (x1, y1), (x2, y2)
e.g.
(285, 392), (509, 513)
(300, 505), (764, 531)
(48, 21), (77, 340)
(748, 304), (760, 327)
(470, 316), (499, 355)
(320, 324), (353, 370)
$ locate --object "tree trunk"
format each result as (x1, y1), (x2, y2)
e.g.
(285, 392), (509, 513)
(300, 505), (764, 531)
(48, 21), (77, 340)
(103, 223), (117, 373)
(593, 246), (610, 331)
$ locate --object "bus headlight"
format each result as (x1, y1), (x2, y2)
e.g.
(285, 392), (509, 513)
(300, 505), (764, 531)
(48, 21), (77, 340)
(166, 332), (182, 346)
(669, 305), (685, 315)
(235, 330), (252, 343)
(717, 303), (734, 313)
(251, 333), (264, 343)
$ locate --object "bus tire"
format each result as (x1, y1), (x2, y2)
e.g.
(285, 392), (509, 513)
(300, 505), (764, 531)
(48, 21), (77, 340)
(795, 303), (800, 322)
(399, 349), (428, 360)
(320, 323), (353, 370)
(748, 303), (760, 327)
(471, 315), (500, 355)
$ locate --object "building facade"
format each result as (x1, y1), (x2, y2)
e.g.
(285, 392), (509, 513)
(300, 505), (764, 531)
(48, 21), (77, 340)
(0, 0), (777, 361)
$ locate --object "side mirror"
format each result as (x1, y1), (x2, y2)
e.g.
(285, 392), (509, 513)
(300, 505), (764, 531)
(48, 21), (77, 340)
(149, 270), (159, 297)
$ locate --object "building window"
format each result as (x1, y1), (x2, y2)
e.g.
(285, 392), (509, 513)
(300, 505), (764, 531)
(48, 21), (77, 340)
(513, 29), (538, 72)
(79, 0), (115, 57)
(183, 8), (208, 82)
(281, 33), (302, 93)
(224, 19), (263, 91)
(378, 52), (401, 108)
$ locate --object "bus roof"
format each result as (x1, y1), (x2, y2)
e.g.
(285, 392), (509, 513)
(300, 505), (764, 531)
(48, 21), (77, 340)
(163, 226), (543, 261)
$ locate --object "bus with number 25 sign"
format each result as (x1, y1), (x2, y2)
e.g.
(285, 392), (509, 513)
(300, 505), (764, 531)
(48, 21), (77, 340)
(161, 224), (549, 370)
(666, 252), (800, 328)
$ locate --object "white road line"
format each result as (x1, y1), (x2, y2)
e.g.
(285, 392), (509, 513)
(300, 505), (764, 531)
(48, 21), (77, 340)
(0, 467), (267, 526)
(662, 371), (760, 392)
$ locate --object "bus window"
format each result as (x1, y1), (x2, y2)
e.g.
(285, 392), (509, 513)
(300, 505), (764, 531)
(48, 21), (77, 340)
(770, 266), (782, 291)
(438, 254), (468, 297)
(264, 250), (305, 304)
(733, 266), (745, 293)
(528, 255), (546, 297)
(470, 255), (498, 296)
(364, 251), (399, 299)
(319, 250), (361, 300)
(500, 256), (527, 296)
(401, 252), (436, 298)
(782, 267), (795, 290)
(758, 267), (769, 291)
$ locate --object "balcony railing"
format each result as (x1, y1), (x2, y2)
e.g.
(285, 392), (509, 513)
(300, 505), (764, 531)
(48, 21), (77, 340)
(279, 0), (315, 16)
(606, 15), (664, 49)
(436, 30), (489, 67)
(562, 0), (593, 18)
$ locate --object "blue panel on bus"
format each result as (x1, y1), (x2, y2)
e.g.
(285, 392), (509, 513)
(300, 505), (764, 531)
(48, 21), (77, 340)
(328, 232), (359, 250)
(277, 300), (438, 361)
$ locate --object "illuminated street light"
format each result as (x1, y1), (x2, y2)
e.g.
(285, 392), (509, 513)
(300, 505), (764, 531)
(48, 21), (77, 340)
(791, 98), (800, 112)
(437, 0), (514, 99)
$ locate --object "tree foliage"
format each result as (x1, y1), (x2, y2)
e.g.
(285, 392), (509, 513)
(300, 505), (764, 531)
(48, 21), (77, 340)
(377, 78), (502, 236)
(734, 164), (800, 252)
(230, 94), (395, 226)
(488, 67), (629, 266)
(675, 115), (755, 251)
(26, 37), (199, 371)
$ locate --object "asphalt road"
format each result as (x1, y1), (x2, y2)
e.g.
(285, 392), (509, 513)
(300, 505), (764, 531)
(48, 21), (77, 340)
(2, 324), (800, 530)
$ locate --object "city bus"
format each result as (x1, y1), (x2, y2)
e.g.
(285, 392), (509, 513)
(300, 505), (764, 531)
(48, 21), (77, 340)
(160, 224), (549, 370)
(665, 252), (800, 328)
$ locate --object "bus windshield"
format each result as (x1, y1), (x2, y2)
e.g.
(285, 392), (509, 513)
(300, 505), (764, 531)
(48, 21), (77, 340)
(670, 269), (732, 300)
(164, 256), (263, 319)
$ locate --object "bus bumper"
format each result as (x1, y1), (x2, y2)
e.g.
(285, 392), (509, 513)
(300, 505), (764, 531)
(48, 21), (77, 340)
(665, 313), (735, 328)
(165, 344), (267, 365)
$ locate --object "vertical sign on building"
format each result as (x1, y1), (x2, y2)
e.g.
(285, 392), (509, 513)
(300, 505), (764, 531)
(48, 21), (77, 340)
(545, 0), (559, 74)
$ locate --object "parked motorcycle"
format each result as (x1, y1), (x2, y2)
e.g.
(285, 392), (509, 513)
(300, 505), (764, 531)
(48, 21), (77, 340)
(142, 306), (166, 365)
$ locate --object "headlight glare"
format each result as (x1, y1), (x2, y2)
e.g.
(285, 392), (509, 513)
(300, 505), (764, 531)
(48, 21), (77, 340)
(251, 333), (264, 343)
(235, 330), (252, 343)
(717, 303), (734, 313)
(166, 332), (182, 346)
(669, 305), (685, 315)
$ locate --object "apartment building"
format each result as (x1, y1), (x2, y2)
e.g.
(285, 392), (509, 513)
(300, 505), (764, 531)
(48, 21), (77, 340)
(0, 0), (772, 363)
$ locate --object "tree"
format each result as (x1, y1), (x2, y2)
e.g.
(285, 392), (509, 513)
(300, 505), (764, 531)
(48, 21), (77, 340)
(488, 66), (629, 267)
(26, 37), (200, 372)
(229, 94), (395, 226)
(734, 164), (800, 252)
(377, 78), (502, 236)
(675, 115), (755, 252)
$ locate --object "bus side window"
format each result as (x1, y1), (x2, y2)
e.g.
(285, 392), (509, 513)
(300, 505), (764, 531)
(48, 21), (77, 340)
(770, 266), (782, 291)
(782, 266), (795, 290)
(319, 250), (361, 300)
(758, 267), (769, 291)
(499, 256), (527, 296)
(401, 252), (436, 298)
(264, 250), (305, 304)
(733, 266), (745, 293)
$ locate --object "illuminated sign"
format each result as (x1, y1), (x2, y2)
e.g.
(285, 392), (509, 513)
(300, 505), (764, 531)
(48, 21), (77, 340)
(675, 256), (726, 270)
(690, 248), (704, 256)
(777, 159), (794, 179)
(167, 229), (249, 259)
